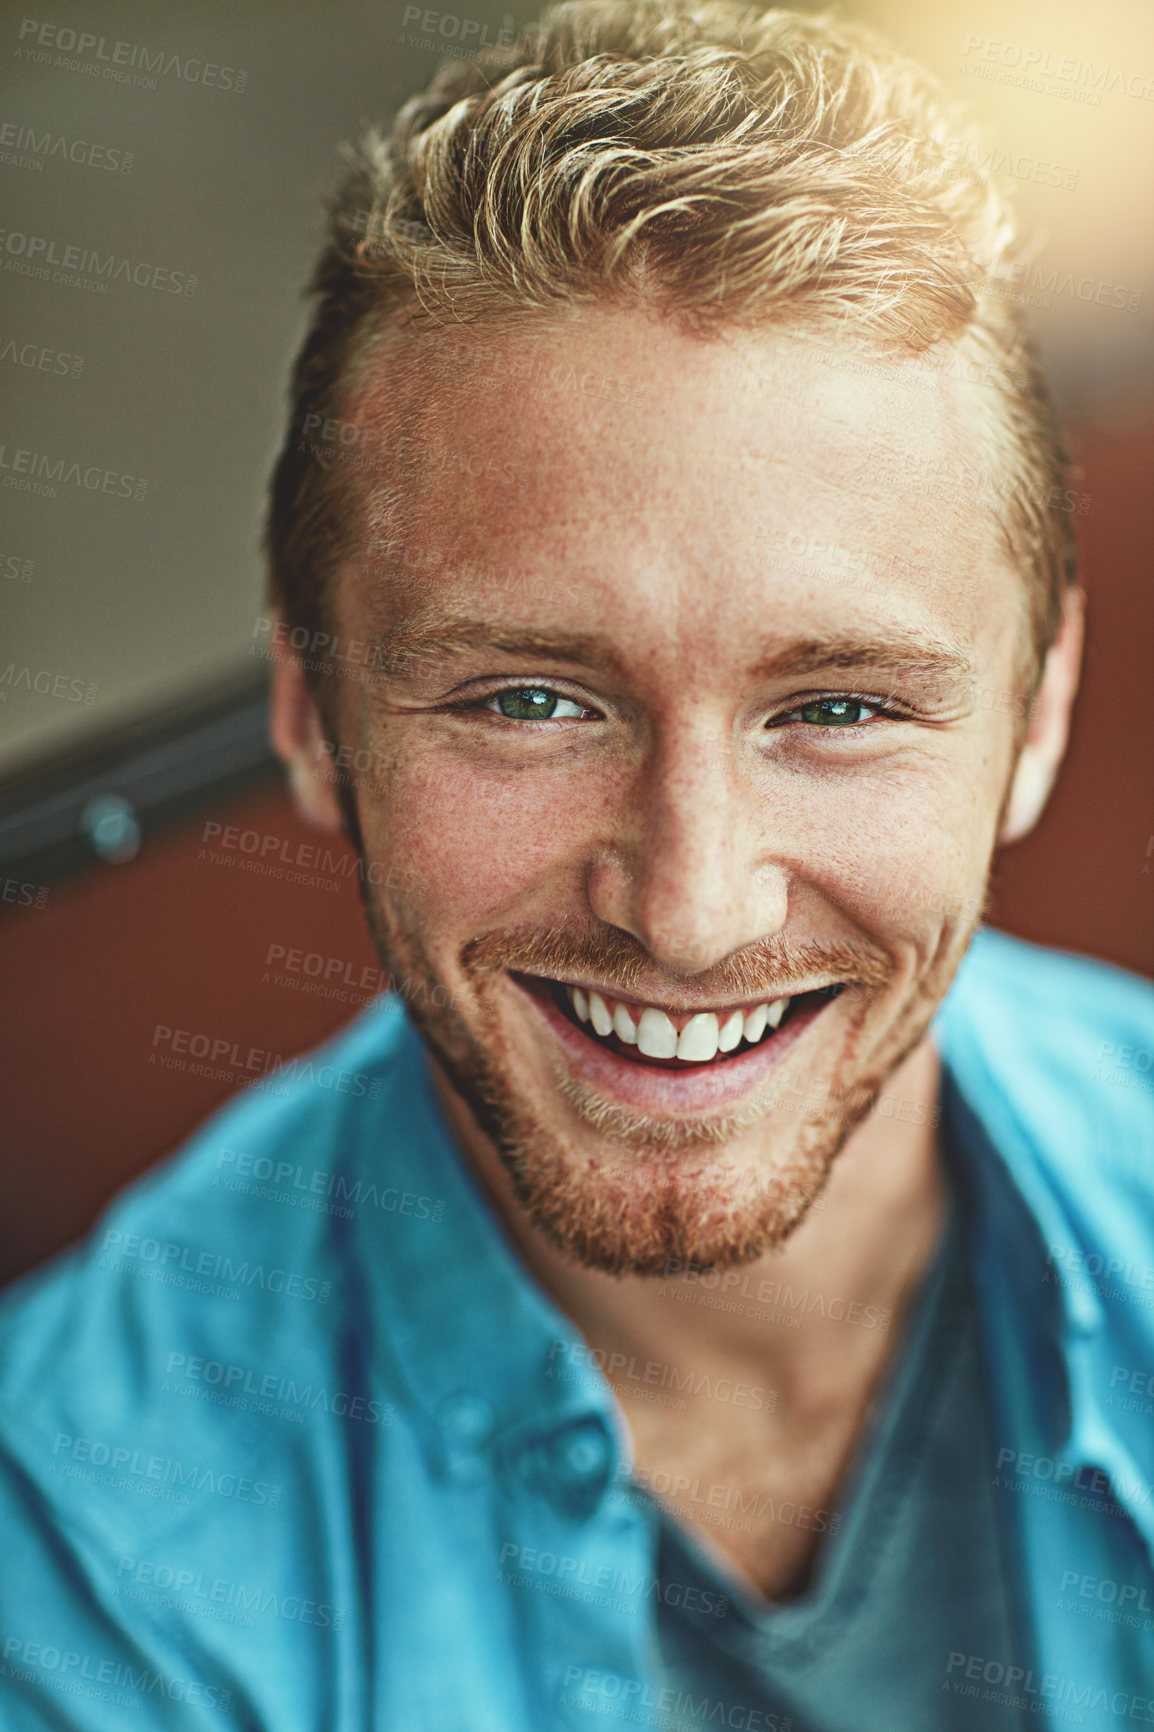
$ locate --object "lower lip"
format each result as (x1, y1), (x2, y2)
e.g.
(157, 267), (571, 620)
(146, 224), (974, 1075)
(512, 976), (839, 1116)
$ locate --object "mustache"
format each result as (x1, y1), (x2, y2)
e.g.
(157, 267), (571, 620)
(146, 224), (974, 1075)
(460, 923), (892, 999)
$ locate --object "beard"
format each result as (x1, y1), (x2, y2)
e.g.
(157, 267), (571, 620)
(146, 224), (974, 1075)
(356, 876), (965, 1278)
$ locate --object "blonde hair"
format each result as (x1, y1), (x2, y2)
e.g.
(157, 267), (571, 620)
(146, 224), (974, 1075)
(267, 0), (1077, 686)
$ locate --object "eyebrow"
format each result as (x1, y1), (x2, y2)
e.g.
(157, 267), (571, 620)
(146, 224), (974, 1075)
(371, 617), (974, 683)
(371, 618), (625, 674)
(747, 636), (975, 683)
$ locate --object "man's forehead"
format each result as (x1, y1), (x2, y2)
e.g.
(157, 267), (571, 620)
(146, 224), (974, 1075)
(341, 306), (1002, 655)
(350, 306), (981, 509)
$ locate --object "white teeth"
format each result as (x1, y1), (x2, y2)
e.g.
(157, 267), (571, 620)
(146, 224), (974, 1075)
(637, 1007), (678, 1059)
(677, 1013), (720, 1063)
(565, 984), (793, 1058)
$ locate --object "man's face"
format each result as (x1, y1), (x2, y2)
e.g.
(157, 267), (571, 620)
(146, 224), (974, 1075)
(330, 307), (1026, 1274)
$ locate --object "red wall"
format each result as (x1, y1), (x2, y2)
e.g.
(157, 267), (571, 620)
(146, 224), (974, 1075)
(1, 425), (1150, 1289)
(0, 788), (377, 1287)
(986, 425), (1154, 968)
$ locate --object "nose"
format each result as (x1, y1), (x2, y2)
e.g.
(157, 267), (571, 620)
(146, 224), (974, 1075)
(586, 725), (790, 977)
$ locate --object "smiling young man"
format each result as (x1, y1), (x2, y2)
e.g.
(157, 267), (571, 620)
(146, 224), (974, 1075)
(1, 4), (1153, 1729)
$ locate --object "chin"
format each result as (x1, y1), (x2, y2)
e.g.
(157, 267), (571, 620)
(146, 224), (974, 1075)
(367, 903), (940, 1276)
(447, 1007), (886, 1277)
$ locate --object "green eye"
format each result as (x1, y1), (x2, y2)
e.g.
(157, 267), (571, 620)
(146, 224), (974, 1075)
(492, 687), (582, 721)
(797, 698), (875, 726)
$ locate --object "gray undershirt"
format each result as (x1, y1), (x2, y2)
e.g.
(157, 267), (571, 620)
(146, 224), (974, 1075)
(649, 1208), (1028, 1731)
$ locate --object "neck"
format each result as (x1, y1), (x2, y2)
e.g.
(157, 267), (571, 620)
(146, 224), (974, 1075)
(432, 1037), (946, 1405)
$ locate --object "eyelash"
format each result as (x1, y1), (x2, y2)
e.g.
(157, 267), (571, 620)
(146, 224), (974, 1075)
(446, 686), (909, 728)
(445, 686), (595, 722)
(771, 692), (907, 729)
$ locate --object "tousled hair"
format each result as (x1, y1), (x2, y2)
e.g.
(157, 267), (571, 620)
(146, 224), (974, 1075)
(266, 0), (1078, 697)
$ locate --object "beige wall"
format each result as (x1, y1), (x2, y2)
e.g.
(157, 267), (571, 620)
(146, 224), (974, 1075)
(0, 0), (520, 770)
(1, 0), (1151, 772)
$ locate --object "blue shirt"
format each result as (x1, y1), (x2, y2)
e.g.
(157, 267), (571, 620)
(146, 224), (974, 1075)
(0, 928), (1152, 1730)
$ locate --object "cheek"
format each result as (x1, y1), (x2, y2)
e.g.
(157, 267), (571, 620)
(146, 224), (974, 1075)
(781, 755), (1002, 936)
(357, 753), (602, 932)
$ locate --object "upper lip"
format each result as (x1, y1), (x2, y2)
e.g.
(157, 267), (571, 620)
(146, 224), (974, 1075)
(517, 971), (845, 1016)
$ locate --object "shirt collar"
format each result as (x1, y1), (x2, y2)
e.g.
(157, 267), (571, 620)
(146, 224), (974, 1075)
(353, 972), (1154, 1555)
(935, 948), (1154, 1557)
(352, 1005), (629, 1508)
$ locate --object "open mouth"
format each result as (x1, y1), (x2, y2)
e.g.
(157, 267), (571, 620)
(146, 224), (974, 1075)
(515, 973), (845, 1072)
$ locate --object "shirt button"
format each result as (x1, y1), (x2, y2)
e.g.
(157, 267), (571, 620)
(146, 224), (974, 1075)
(437, 1391), (496, 1483)
(520, 1414), (615, 1519)
(557, 1419), (612, 1483)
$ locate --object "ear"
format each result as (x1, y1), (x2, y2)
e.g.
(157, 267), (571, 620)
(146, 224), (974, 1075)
(268, 626), (345, 832)
(998, 587), (1085, 846)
